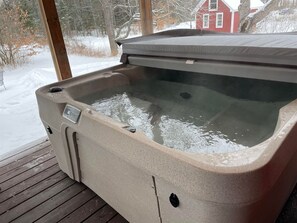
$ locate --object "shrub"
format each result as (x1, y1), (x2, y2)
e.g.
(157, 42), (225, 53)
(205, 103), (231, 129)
(0, 4), (41, 67)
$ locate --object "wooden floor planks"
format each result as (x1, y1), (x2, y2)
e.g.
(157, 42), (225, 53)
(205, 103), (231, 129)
(0, 171), (67, 214)
(0, 149), (55, 184)
(35, 188), (96, 223)
(0, 145), (51, 176)
(0, 157), (57, 192)
(0, 140), (296, 223)
(11, 182), (86, 223)
(83, 205), (118, 223)
(0, 140), (51, 168)
(108, 214), (129, 223)
(59, 197), (107, 223)
(0, 141), (127, 223)
(0, 164), (61, 203)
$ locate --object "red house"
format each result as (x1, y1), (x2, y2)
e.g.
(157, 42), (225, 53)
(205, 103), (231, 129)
(195, 0), (264, 33)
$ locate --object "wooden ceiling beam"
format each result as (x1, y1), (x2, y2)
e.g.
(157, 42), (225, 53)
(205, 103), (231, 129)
(38, 0), (72, 81)
(140, 0), (153, 35)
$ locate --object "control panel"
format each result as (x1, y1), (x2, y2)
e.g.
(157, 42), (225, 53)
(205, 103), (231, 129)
(63, 104), (81, 123)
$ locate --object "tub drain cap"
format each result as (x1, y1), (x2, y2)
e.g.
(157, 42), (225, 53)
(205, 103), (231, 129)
(49, 86), (63, 93)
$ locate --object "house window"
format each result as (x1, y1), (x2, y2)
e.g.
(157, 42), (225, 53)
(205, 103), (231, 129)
(209, 0), (218, 10)
(216, 13), (223, 28)
(203, 14), (209, 28)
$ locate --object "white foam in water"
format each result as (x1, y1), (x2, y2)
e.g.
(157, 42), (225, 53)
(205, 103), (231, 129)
(85, 80), (286, 154)
(92, 93), (154, 140)
(159, 116), (246, 153)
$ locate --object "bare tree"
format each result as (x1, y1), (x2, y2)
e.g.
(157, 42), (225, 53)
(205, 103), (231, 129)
(100, 0), (118, 56)
(153, 0), (197, 30)
(238, 0), (250, 32)
(114, 0), (139, 40)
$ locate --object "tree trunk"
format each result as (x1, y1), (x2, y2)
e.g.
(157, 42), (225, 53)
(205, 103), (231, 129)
(140, 0), (153, 35)
(239, 0), (278, 33)
(101, 0), (118, 56)
(238, 0), (250, 32)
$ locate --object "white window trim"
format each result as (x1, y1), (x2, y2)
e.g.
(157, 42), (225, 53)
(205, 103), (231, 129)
(209, 0), (218, 11)
(216, 12), (223, 28)
(203, 14), (210, 28)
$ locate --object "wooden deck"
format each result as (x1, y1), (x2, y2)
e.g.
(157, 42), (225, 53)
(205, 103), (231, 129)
(0, 140), (128, 223)
(0, 139), (297, 223)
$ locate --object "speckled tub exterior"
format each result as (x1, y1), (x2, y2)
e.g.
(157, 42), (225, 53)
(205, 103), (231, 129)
(36, 62), (297, 223)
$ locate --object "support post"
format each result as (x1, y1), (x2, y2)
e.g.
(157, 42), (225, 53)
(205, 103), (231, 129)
(140, 0), (153, 35)
(38, 0), (72, 81)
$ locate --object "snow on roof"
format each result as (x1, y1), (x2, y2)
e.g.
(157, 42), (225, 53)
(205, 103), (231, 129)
(193, 0), (264, 13)
(223, 0), (264, 11)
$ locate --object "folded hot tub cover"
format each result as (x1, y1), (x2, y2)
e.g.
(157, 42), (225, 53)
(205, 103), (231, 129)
(118, 29), (297, 67)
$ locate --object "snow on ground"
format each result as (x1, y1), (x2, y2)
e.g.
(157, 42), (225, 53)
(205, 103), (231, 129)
(66, 35), (113, 56)
(256, 8), (297, 33)
(0, 47), (119, 157)
(161, 21), (196, 31)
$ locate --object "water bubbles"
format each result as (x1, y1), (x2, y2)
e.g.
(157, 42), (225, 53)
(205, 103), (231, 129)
(85, 80), (285, 154)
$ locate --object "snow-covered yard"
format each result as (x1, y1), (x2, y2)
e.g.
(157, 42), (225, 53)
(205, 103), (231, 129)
(0, 47), (119, 157)
(256, 8), (297, 33)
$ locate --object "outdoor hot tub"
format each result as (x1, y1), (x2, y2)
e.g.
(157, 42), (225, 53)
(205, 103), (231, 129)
(36, 30), (297, 223)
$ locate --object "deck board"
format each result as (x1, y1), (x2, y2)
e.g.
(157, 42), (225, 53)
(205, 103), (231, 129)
(0, 157), (57, 192)
(59, 197), (107, 223)
(0, 145), (51, 176)
(0, 164), (61, 203)
(0, 139), (50, 168)
(0, 178), (75, 222)
(0, 171), (66, 214)
(0, 141), (127, 223)
(12, 182), (86, 223)
(0, 149), (54, 184)
(83, 205), (118, 223)
(108, 214), (129, 223)
(0, 140), (296, 223)
(35, 188), (96, 223)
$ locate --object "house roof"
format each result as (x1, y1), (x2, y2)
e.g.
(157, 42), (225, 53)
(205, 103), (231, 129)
(193, 0), (264, 13)
(225, 0), (264, 11)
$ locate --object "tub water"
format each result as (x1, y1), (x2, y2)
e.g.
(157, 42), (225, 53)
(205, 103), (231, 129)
(80, 80), (288, 154)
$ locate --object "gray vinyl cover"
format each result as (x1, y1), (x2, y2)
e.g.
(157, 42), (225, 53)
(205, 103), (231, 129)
(121, 30), (297, 67)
